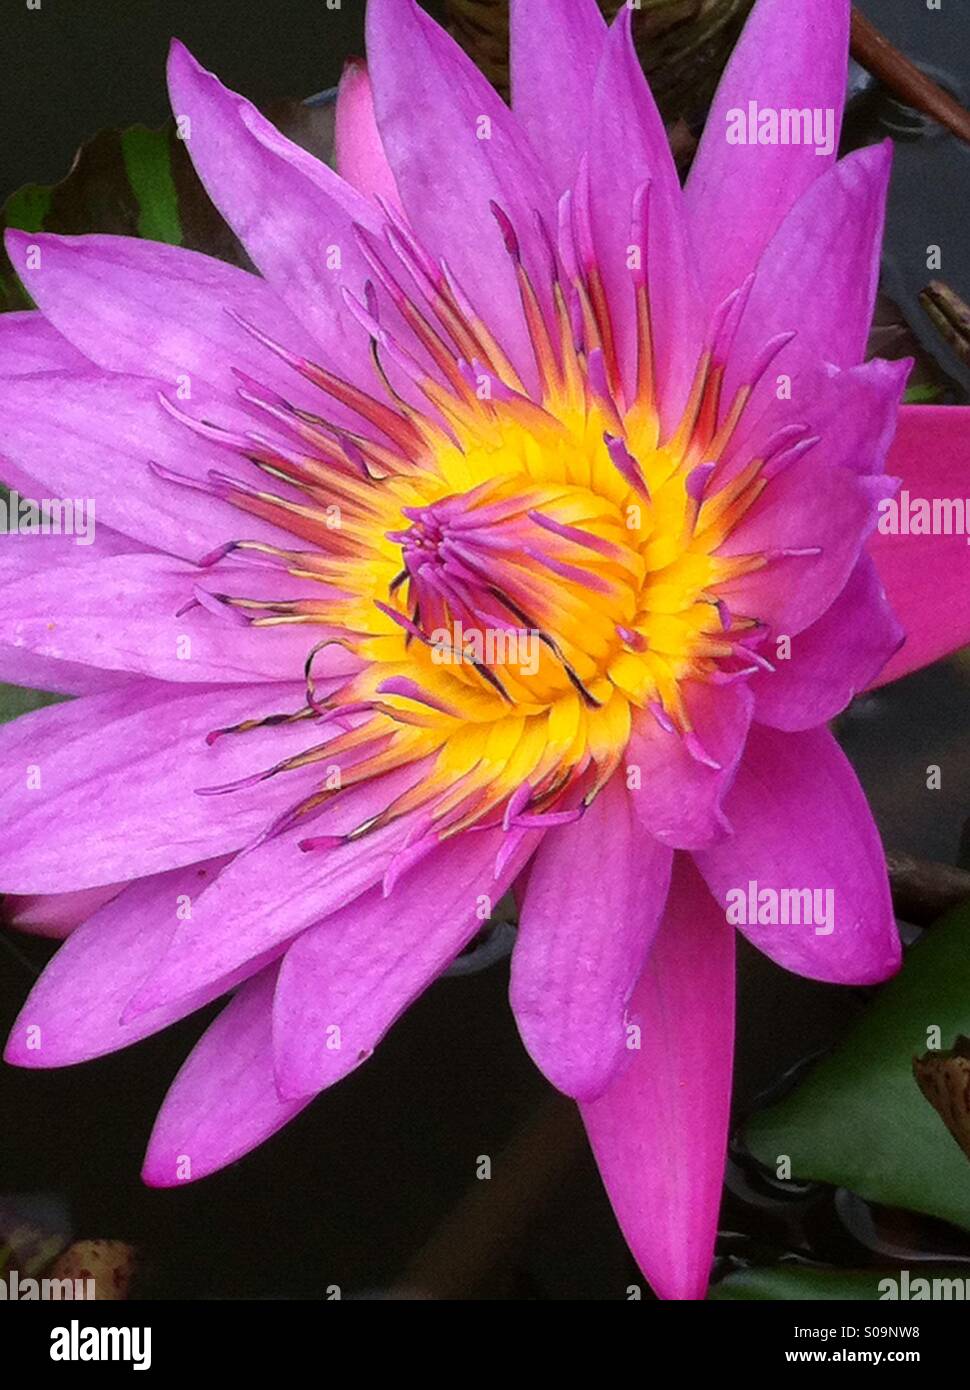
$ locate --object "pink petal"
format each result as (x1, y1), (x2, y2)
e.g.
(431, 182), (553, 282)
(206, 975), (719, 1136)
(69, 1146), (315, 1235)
(0, 647), (133, 697)
(0, 533), (144, 695)
(334, 58), (403, 211)
(123, 763), (432, 1020)
(0, 370), (299, 559)
(693, 723), (901, 984)
(4, 882), (125, 939)
(723, 143), (891, 412)
(586, 7), (703, 430)
(725, 356), (910, 490)
(166, 40), (382, 368)
(0, 681), (344, 892)
(717, 458), (891, 638)
(365, 0), (553, 388)
(625, 681), (753, 850)
(510, 776), (672, 1100)
(3, 231), (335, 410)
(142, 965), (312, 1187)
(273, 824), (538, 1099)
(0, 552), (358, 684)
(750, 556), (903, 730)
(868, 404), (970, 685)
(686, 0), (850, 318)
(0, 310), (92, 374)
(2, 859), (278, 1067)
(509, 0), (607, 195)
(580, 856), (735, 1301)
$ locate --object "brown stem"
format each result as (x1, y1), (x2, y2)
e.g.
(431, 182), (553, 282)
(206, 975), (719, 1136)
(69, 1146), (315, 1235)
(850, 7), (970, 147)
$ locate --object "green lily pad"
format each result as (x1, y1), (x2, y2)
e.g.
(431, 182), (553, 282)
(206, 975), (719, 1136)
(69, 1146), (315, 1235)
(746, 902), (970, 1231)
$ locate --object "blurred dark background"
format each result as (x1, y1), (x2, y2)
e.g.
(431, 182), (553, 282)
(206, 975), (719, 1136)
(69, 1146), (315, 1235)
(1, 0), (969, 1300)
(1, 0), (444, 197)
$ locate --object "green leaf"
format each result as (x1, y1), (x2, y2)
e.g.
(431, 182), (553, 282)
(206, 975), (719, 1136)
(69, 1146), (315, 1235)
(710, 1265), (970, 1300)
(903, 383), (946, 404)
(746, 902), (970, 1231)
(0, 685), (62, 724)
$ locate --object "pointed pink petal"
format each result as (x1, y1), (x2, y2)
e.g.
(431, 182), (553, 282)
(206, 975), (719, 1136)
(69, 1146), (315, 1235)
(725, 356), (910, 489)
(718, 459), (891, 638)
(3, 231), (336, 409)
(694, 724), (901, 984)
(142, 966), (312, 1187)
(723, 144), (891, 414)
(581, 856), (735, 1301)
(686, 0), (849, 317)
(750, 557), (903, 730)
(166, 40), (382, 368)
(509, 0), (607, 194)
(510, 776), (672, 1100)
(273, 824), (538, 1099)
(626, 682), (753, 850)
(0, 370), (299, 559)
(365, 0), (553, 388)
(587, 7), (702, 429)
(0, 646), (134, 697)
(0, 528), (144, 695)
(2, 859), (282, 1067)
(868, 404), (970, 685)
(334, 58), (403, 211)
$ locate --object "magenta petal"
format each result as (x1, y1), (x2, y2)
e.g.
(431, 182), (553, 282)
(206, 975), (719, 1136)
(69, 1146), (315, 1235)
(142, 966), (312, 1187)
(626, 681), (753, 850)
(166, 40), (381, 370)
(580, 856), (735, 1301)
(0, 681), (343, 892)
(510, 776), (672, 1100)
(694, 724), (901, 984)
(3, 231), (332, 408)
(0, 530), (143, 695)
(868, 404), (970, 685)
(723, 143), (891, 412)
(587, 8), (702, 428)
(4, 883), (125, 939)
(725, 356), (910, 489)
(0, 646), (134, 698)
(750, 556), (904, 730)
(718, 459), (891, 638)
(0, 370), (298, 559)
(0, 310), (92, 374)
(686, 0), (849, 318)
(0, 553), (358, 685)
(509, 0), (607, 194)
(334, 58), (403, 210)
(1, 859), (284, 1067)
(365, 0), (553, 387)
(123, 764), (431, 1020)
(273, 825), (538, 1099)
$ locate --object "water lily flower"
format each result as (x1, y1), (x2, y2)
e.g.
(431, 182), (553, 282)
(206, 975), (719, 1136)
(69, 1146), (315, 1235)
(1, 0), (969, 1300)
